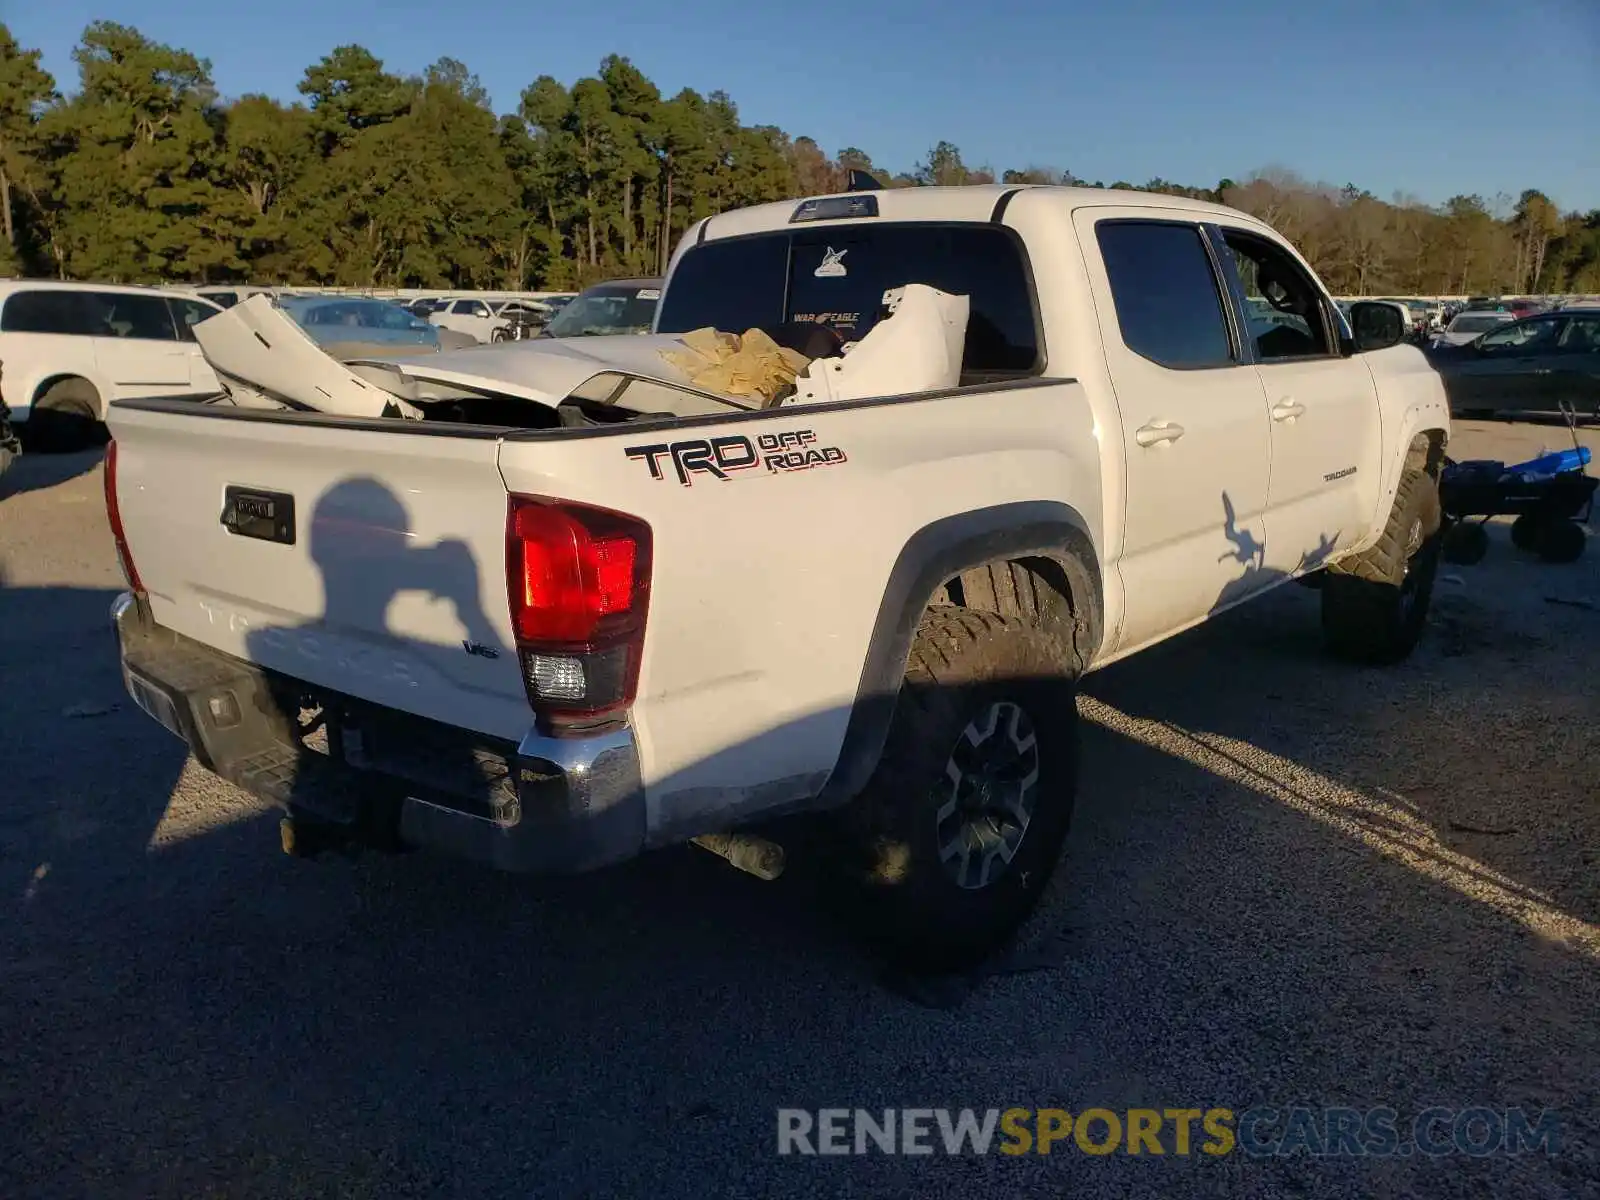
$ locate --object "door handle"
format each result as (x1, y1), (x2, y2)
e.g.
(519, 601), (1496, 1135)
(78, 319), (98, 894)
(1271, 399), (1306, 422)
(1134, 421), (1185, 447)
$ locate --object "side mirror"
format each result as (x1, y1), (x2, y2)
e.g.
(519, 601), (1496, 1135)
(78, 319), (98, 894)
(1349, 301), (1406, 352)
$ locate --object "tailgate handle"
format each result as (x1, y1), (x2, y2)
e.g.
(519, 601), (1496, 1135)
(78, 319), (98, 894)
(221, 486), (297, 545)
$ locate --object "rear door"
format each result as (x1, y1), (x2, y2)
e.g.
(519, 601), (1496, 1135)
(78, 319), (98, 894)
(108, 403), (531, 740)
(1550, 313), (1600, 415)
(1078, 211), (1274, 653)
(1209, 224), (1381, 573)
(88, 291), (194, 397)
(1447, 316), (1565, 411)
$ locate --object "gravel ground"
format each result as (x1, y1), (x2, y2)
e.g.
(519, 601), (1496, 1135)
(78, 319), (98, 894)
(1, 421), (1596, 1199)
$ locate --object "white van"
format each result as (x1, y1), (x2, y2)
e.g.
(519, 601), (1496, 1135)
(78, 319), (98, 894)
(0, 281), (225, 450)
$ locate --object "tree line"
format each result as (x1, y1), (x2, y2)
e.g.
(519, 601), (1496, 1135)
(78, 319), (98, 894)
(2, 21), (1597, 296)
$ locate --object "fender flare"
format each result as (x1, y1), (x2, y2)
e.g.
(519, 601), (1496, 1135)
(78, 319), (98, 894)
(819, 500), (1102, 804)
(1361, 406), (1449, 552)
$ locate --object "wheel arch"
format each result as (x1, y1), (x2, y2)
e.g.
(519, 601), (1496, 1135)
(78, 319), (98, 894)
(819, 501), (1102, 805)
(1405, 425), (1448, 478)
(31, 372), (107, 420)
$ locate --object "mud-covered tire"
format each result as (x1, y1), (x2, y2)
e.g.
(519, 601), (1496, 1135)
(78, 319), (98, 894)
(842, 606), (1081, 974)
(24, 379), (103, 453)
(1322, 467), (1443, 664)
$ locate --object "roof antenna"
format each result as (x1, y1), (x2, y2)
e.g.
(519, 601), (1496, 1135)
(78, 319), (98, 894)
(845, 168), (884, 193)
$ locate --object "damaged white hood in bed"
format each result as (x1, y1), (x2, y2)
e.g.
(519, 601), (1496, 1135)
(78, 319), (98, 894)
(194, 285), (971, 420)
(194, 294), (705, 418)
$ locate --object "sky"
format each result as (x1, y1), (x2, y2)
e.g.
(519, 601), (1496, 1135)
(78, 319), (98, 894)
(8, 0), (1600, 212)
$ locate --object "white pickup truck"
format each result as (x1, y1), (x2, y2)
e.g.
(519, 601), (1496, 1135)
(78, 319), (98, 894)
(106, 184), (1449, 972)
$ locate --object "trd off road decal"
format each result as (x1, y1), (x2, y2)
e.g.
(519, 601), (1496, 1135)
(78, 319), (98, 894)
(625, 429), (848, 486)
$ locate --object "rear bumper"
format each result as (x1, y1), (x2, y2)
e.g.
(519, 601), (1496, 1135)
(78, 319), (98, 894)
(111, 592), (647, 874)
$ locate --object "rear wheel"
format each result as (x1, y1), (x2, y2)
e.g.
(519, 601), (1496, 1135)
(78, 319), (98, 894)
(1322, 467), (1443, 664)
(841, 607), (1081, 974)
(24, 379), (103, 453)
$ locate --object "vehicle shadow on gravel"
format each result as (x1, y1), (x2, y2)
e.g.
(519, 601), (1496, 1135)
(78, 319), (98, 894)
(0, 445), (105, 500)
(4, 537), (1595, 1197)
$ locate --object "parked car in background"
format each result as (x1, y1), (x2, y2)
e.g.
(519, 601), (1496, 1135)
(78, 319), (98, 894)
(0, 281), (223, 450)
(424, 297), (551, 343)
(490, 301), (553, 342)
(1431, 310), (1515, 348)
(193, 285), (275, 310)
(1427, 308), (1600, 418)
(1504, 299), (1549, 320)
(406, 297), (448, 317)
(428, 296), (502, 343)
(277, 295), (443, 359)
(493, 298), (553, 326)
(538, 278), (661, 338)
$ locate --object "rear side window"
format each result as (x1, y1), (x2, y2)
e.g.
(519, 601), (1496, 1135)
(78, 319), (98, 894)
(1096, 221), (1234, 369)
(1, 290), (99, 335)
(658, 223), (1041, 375)
(201, 291), (239, 308)
(169, 298), (218, 342)
(89, 293), (178, 341)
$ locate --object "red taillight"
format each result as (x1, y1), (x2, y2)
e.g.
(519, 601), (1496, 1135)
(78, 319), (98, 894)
(103, 439), (143, 592)
(506, 496), (651, 720)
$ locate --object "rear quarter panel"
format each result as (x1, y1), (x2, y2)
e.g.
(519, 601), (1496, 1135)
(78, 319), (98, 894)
(0, 332), (113, 420)
(497, 383), (1103, 838)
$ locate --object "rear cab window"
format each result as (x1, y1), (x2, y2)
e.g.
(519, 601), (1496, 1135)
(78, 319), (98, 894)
(657, 222), (1042, 381)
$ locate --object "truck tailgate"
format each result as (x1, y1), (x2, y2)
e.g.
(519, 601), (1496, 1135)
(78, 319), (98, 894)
(108, 404), (531, 741)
